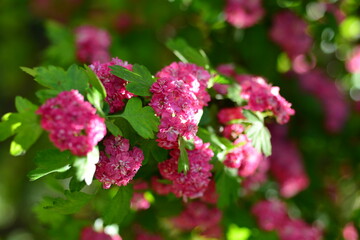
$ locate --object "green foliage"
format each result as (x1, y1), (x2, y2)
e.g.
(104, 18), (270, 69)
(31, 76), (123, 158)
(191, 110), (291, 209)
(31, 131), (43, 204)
(166, 38), (210, 68)
(0, 97), (43, 156)
(105, 119), (123, 137)
(103, 185), (133, 226)
(28, 149), (72, 181)
(73, 146), (100, 185)
(243, 110), (272, 157)
(227, 84), (244, 105)
(216, 167), (240, 208)
(84, 65), (107, 99)
(86, 86), (105, 116)
(178, 137), (190, 173)
(114, 97), (159, 139)
(110, 64), (155, 96)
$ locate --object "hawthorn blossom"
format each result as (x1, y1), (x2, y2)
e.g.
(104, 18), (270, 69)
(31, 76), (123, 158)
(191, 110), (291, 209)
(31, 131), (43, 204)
(36, 90), (106, 156)
(236, 75), (295, 124)
(201, 180), (218, 204)
(75, 25), (111, 63)
(224, 0), (265, 28)
(346, 46), (360, 74)
(150, 62), (211, 149)
(269, 11), (312, 59)
(90, 58), (135, 113)
(279, 219), (322, 240)
(298, 69), (348, 132)
(95, 135), (144, 189)
(217, 107), (245, 125)
(158, 137), (214, 199)
(269, 125), (309, 198)
(172, 201), (222, 238)
(251, 199), (289, 231)
(81, 227), (122, 240)
(242, 157), (270, 192)
(343, 222), (359, 240)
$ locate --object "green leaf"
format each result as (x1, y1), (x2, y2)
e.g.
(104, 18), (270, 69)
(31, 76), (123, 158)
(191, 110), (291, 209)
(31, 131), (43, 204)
(86, 87), (104, 116)
(118, 98), (159, 139)
(73, 146), (100, 185)
(227, 84), (244, 105)
(138, 139), (168, 165)
(109, 64), (154, 96)
(38, 191), (92, 215)
(166, 38), (210, 68)
(9, 97), (43, 156)
(84, 65), (107, 99)
(103, 185), (133, 226)
(32, 64), (88, 95)
(35, 89), (60, 102)
(20, 66), (36, 77)
(243, 111), (272, 156)
(44, 21), (76, 66)
(0, 113), (21, 141)
(105, 120), (123, 137)
(216, 168), (240, 208)
(227, 225), (251, 240)
(178, 137), (190, 173)
(69, 176), (86, 192)
(28, 149), (72, 181)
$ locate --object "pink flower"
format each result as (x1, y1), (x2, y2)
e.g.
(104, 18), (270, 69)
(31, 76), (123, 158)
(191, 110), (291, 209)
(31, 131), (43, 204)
(224, 0), (265, 28)
(75, 25), (111, 63)
(236, 75), (295, 124)
(81, 227), (122, 240)
(252, 199), (289, 231)
(172, 201), (222, 238)
(346, 46), (360, 74)
(298, 69), (348, 132)
(217, 107), (245, 125)
(90, 58), (135, 113)
(343, 222), (359, 240)
(151, 177), (173, 195)
(269, 126), (309, 198)
(158, 137), (214, 199)
(201, 180), (218, 204)
(242, 157), (269, 193)
(36, 90), (106, 156)
(131, 192), (151, 211)
(150, 62), (211, 149)
(269, 11), (312, 59)
(279, 219), (322, 240)
(95, 136), (144, 189)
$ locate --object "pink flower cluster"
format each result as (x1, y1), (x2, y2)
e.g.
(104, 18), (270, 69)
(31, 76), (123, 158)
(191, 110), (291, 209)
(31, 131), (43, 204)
(75, 25), (111, 63)
(224, 0), (265, 28)
(343, 222), (359, 240)
(269, 125), (309, 198)
(346, 46), (360, 74)
(135, 232), (163, 240)
(297, 69), (349, 132)
(241, 156), (270, 193)
(149, 62), (211, 149)
(81, 227), (122, 240)
(95, 135), (144, 189)
(90, 58), (135, 113)
(217, 107), (265, 177)
(157, 137), (214, 199)
(252, 200), (322, 240)
(36, 90), (106, 156)
(269, 11), (313, 59)
(131, 181), (151, 211)
(172, 201), (222, 238)
(216, 65), (295, 124)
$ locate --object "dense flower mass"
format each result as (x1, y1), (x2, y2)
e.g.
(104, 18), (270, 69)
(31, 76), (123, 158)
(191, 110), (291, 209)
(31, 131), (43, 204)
(297, 69), (349, 132)
(150, 62), (211, 149)
(172, 201), (222, 238)
(158, 137), (214, 199)
(343, 222), (359, 240)
(224, 0), (264, 28)
(279, 219), (322, 240)
(95, 135), (144, 189)
(236, 75), (295, 124)
(90, 58), (135, 113)
(251, 200), (288, 231)
(36, 90), (106, 156)
(216, 65), (295, 124)
(269, 125), (309, 198)
(269, 11), (312, 59)
(75, 25), (111, 63)
(81, 227), (122, 240)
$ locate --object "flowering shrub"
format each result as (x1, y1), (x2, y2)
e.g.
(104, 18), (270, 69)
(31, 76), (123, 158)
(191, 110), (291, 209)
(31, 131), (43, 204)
(0, 0), (360, 240)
